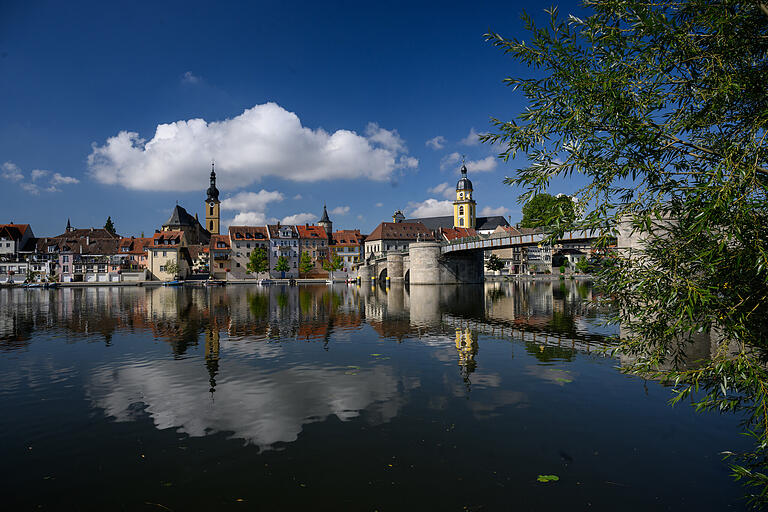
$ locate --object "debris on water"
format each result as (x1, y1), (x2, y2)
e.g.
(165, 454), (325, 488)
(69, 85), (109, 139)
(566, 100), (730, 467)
(537, 474), (559, 483)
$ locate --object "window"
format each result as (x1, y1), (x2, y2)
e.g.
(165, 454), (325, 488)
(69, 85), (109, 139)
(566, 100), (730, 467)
(62, 255), (69, 262)
(210, 206), (214, 216)
(63, 265), (68, 273)
(236, 262), (240, 267)
(210, 221), (214, 230)
(459, 218), (464, 227)
(160, 265), (166, 272)
(459, 206), (464, 215)
(162, 251), (167, 257)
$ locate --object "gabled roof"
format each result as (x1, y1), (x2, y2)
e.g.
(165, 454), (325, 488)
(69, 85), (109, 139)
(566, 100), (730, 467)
(118, 237), (153, 255)
(58, 238), (120, 255)
(267, 224), (298, 238)
(150, 230), (184, 247)
(476, 216), (510, 231)
(210, 234), (230, 249)
(366, 222), (435, 242)
(0, 223), (31, 240)
(53, 227), (118, 239)
(318, 205), (331, 223)
(403, 215), (510, 232)
(163, 205), (198, 228)
(332, 229), (364, 246)
(229, 225), (269, 240)
(297, 224), (327, 240)
(492, 225), (523, 236)
(439, 227), (477, 241)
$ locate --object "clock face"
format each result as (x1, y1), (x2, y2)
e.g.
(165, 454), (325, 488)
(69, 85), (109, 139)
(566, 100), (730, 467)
(210, 202), (216, 207)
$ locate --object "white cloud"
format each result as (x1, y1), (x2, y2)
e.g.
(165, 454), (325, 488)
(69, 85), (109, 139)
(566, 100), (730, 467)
(330, 206), (350, 215)
(30, 169), (49, 181)
(50, 172), (80, 185)
(1, 162), (23, 181)
(425, 135), (446, 150)
(467, 156), (497, 173)
(365, 122), (405, 152)
(480, 206), (510, 216)
(375, 202), (383, 208)
(427, 182), (454, 199)
(282, 212), (316, 225)
(181, 71), (200, 84)
(460, 128), (482, 146)
(88, 103), (416, 192)
(397, 155), (418, 169)
(227, 211), (276, 227)
(293, 194), (303, 200)
(221, 190), (284, 211)
(20, 183), (39, 195)
(407, 198), (453, 218)
(440, 152), (460, 171)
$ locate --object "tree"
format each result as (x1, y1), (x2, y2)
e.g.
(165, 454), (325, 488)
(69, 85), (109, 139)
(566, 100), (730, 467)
(323, 254), (343, 272)
(274, 255), (290, 273)
(299, 252), (315, 274)
(246, 248), (269, 275)
(104, 216), (116, 235)
(575, 258), (589, 275)
(485, 1), (768, 503)
(520, 193), (575, 228)
(485, 254), (505, 272)
(164, 260), (179, 278)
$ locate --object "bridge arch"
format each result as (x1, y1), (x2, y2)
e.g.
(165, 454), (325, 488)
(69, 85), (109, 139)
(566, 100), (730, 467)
(404, 269), (410, 283)
(378, 267), (388, 281)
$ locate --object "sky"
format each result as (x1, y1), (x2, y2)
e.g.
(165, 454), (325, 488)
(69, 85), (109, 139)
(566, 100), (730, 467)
(0, 0), (585, 237)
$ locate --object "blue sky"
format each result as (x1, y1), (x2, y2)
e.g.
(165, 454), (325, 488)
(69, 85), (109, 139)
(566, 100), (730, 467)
(0, 0), (584, 237)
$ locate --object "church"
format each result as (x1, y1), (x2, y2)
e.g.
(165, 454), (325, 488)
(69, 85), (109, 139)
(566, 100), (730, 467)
(159, 162), (221, 245)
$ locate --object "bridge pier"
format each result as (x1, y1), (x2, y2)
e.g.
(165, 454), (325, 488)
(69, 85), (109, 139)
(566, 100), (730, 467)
(357, 264), (372, 283)
(409, 242), (484, 285)
(386, 253), (404, 283)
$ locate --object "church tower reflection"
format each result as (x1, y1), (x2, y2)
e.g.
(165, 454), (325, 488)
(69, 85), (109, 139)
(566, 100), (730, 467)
(204, 324), (220, 394)
(455, 327), (478, 390)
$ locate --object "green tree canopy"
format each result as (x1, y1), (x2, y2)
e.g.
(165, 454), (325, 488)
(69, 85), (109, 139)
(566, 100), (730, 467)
(485, 253), (505, 272)
(485, 0), (768, 503)
(299, 252), (315, 274)
(323, 254), (343, 272)
(104, 216), (116, 235)
(246, 247), (269, 274)
(274, 255), (290, 273)
(520, 193), (575, 228)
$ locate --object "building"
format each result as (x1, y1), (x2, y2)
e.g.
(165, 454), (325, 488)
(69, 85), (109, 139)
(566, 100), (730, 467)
(209, 234), (231, 279)
(436, 227), (477, 242)
(228, 226), (270, 279)
(58, 238), (121, 283)
(297, 224), (329, 277)
(162, 205), (210, 245)
(267, 223), (299, 278)
(146, 230), (192, 281)
(332, 229), (365, 271)
(205, 162), (221, 235)
(0, 223), (34, 259)
(117, 237), (153, 270)
(364, 221), (434, 259)
(317, 205), (333, 240)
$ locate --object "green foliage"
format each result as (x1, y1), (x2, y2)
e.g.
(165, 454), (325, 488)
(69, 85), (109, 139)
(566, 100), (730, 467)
(164, 260), (179, 277)
(575, 258), (589, 274)
(104, 216), (116, 235)
(486, 253), (505, 272)
(537, 475), (559, 483)
(299, 251), (314, 274)
(485, 0), (768, 503)
(559, 265), (566, 275)
(274, 255), (290, 273)
(247, 292), (269, 318)
(520, 193), (575, 228)
(246, 247), (269, 274)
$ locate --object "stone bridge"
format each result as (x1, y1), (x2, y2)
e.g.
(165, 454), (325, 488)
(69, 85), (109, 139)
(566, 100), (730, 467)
(355, 229), (604, 285)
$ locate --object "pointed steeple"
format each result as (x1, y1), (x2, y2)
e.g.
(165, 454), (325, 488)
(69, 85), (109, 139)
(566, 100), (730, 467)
(319, 204), (331, 223)
(66, 218), (72, 233)
(206, 161), (219, 202)
(318, 204), (333, 242)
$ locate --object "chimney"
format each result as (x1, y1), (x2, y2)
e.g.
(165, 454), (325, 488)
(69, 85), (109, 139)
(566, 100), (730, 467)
(86, 235), (90, 245)
(277, 221), (281, 228)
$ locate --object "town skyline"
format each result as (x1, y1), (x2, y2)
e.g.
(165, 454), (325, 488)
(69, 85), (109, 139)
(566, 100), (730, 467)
(0, 0), (587, 236)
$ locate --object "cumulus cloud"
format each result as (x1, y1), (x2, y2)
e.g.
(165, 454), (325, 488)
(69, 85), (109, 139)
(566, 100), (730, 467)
(228, 211), (276, 227)
(467, 156), (497, 173)
(3, 162), (78, 194)
(397, 155), (419, 169)
(50, 172), (80, 185)
(293, 194), (303, 200)
(480, 206), (510, 216)
(375, 202), (383, 208)
(427, 182), (455, 199)
(282, 212), (316, 225)
(1, 162), (23, 181)
(426, 135), (446, 150)
(407, 198), (453, 218)
(88, 103), (416, 192)
(330, 206), (350, 215)
(460, 128), (482, 146)
(30, 169), (49, 181)
(440, 152), (461, 171)
(221, 190), (284, 211)
(181, 71), (200, 84)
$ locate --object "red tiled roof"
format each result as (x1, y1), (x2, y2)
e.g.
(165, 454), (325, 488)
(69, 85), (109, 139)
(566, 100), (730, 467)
(229, 225), (269, 240)
(332, 229), (364, 246)
(296, 224), (327, 239)
(0, 223), (30, 240)
(210, 234), (231, 249)
(150, 230), (184, 247)
(439, 227), (478, 241)
(366, 222), (435, 242)
(53, 228), (118, 239)
(267, 224), (298, 238)
(118, 237), (153, 255)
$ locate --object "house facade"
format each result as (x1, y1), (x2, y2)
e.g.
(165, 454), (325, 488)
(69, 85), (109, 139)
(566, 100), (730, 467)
(332, 230), (364, 272)
(267, 224), (299, 278)
(297, 224), (329, 277)
(146, 230), (191, 281)
(364, 221), (434, 259)
(228, 226), (270, 279)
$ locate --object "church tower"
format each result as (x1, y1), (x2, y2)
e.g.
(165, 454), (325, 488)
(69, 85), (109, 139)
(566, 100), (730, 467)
(205, 162), (220, 235)
(453, 163), (476, 228)
(318, 204), (333, 241)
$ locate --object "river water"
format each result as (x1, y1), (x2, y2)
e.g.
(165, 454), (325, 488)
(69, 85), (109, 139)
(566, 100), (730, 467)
(0, 281), (749, 510)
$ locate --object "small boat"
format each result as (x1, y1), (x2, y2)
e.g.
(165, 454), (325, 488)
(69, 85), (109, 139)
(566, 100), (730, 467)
(203, 280), (225, 287)
(257, 279), (273, 285)
(162, 280), (183, 286)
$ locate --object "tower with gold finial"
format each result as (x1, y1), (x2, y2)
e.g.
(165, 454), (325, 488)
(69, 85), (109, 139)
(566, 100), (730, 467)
(453, 161), (476, 229)
(205, 161), (220, 234)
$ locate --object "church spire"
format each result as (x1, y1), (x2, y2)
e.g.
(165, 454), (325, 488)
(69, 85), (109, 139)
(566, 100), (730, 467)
(206, 161), (219, 202)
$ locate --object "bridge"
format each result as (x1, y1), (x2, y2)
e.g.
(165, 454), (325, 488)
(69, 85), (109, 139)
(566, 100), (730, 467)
(355, 229), (604, 285)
